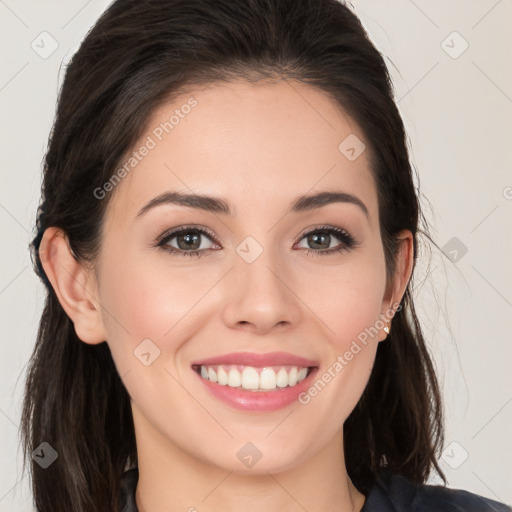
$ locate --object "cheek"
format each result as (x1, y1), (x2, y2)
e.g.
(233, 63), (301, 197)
(97, 245), (238, 395)
(294, 250), (386, 414)
(303, 252), (387, 348)
(97, 248), (204, 367)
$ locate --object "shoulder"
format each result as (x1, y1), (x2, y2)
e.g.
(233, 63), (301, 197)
(119, 467), (511, 512)
(362, 470), (512, 512)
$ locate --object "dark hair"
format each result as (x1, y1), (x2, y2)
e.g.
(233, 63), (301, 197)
(21, 0), (446, 510)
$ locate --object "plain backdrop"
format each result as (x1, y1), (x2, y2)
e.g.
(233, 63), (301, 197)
(1, 1), (511, 510)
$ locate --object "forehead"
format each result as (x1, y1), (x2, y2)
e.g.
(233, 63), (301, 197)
(105, 79), (377, 226)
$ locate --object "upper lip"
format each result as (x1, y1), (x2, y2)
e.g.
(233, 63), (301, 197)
(192, 351), (319, 368)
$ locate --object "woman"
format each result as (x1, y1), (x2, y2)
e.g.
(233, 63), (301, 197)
(21, 0), (511, 511)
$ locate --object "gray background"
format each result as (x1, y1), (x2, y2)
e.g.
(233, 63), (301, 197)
(1, 0), (511, 510)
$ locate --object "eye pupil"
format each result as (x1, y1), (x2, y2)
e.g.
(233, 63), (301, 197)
(309, 233), (330, 249)
(178, 233), (201, 250)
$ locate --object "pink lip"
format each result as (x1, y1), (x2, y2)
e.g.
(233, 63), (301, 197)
(191, 351), (318, 368)
(196, 369), (319, 412)
(191, 352), (319, 412)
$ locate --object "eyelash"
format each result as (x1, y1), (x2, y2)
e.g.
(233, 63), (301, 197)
(155, 224), (358, 258)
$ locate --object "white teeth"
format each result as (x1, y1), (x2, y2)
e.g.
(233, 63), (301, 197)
(227, 368), (241, 388)
(241, 367), (259, 390)
(217, 366), (228, 385)
(208, 367), (217, 383)
(198, 364), (310, 391)
(288, 367), (298, 386)
(276, 368), (288, 388)
(297, 367), (308, 382)
(260, 367), (277, 390)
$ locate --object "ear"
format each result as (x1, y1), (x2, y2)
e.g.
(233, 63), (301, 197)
(377, 229), (414, 342)
(39, 227), (107, 345)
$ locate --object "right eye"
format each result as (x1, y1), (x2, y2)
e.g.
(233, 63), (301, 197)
(156, 225), (220, 257)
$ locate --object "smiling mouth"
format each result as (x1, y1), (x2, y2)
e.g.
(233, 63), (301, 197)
(192, 364), (315, 392)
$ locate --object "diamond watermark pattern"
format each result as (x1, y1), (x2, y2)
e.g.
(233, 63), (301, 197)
(338, 134), (366, 161)
(442, 441), (469, 469)
(442, 236), (468, 263)
(134, 338), (161, 366)
(32, 442), (58, 469)
(236, 236), (264, 263)
(441, 31), (469, 59)
(237, 442), (263, 468)
(31, 31), (59, 59)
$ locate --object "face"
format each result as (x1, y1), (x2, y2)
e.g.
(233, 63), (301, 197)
(89, 79), (405, 474)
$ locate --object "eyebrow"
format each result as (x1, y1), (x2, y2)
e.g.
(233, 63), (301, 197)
(136, 190), (369, 219)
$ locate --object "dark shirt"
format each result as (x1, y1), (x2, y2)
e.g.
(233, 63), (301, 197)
(120, 467), (511, 512)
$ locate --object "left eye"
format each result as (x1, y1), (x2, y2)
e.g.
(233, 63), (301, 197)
(295, 226), (356, 253)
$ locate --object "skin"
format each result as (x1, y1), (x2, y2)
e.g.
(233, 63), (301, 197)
(41, 79), (413, 512)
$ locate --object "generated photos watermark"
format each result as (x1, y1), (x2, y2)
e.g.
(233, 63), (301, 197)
(298, 302), (401, 405)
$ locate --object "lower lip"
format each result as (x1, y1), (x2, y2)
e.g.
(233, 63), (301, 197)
(195, 368), (318, 412)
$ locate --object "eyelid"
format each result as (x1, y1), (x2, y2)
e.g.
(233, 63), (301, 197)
(155, 224), (220, 247)
(295, 224), (353, 242)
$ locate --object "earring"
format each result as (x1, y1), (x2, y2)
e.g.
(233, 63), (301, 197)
(383, 322), (390, 334)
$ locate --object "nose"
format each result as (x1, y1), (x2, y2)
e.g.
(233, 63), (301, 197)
(221, 247), (303, 335)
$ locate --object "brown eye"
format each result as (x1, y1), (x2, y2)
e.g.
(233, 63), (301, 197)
(157, 226), (219, 257)
(172, 232), (204, 251)
(295, 226), (357, 255)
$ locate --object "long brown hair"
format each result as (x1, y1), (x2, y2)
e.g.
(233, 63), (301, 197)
(21, 0), (446, 510)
